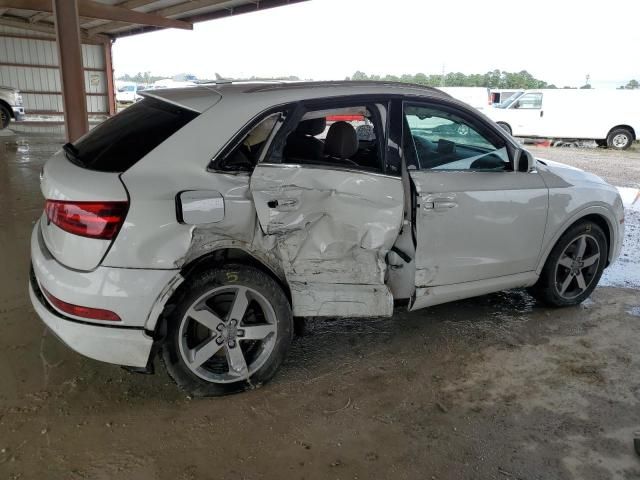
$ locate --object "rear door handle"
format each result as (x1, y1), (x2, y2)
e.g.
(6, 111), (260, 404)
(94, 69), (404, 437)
(423, 201), (457, 210)
(421, 194), (457, 211)
(434, 201), (457, 209)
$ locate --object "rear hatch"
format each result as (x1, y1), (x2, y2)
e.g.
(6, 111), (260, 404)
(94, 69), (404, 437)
(39, 97), (200, 271)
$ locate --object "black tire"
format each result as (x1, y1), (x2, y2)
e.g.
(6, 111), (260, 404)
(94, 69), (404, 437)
(0, 104), (11, 130)
(529, 220), (607, 307)
(606, 128), (633, 150)
(497, 122), (512, 135)
(161, 264), (292, 396)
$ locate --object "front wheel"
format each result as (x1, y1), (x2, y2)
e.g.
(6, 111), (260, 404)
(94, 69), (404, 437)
(162, 264), (293, 396)
(606, 128), (633, 150)
(530, 221), (607, 307)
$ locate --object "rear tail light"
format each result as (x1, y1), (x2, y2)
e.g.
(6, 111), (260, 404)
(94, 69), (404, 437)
(44, 200), (128, 240)
(42, 287), (121, 322)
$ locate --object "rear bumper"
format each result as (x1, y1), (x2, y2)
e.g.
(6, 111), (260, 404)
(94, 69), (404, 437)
(29, 222), (178, 367)
(29, 275), (153, 367)
(11, 106), (25, 121)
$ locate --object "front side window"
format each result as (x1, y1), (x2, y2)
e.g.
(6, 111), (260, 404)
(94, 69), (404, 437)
(513, 93), (542, 109)
(403, 104), (509, 171)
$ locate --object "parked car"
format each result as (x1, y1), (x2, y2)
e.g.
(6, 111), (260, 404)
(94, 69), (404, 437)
(0, 85), (24, 129)
(486, 89), (640, 149)
(30, 82), (624, 396)
(115, 83), (144, 103)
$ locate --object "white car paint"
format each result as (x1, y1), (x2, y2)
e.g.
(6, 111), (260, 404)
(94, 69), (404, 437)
(115, 83), (143, 103)
(29, 81), (624, 369)
(486, 88), (640, 142)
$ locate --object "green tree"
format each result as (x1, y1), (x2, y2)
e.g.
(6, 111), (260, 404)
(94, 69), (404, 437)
(625, 79), (639, 89)
(347, 69), (551, 89)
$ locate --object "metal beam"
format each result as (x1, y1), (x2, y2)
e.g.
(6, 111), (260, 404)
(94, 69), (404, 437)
(28, 11), (48, 22)
(0, 0), (193, 30)
(0, 15), (108, 43)
(103, 41), (116, 116)
(111, 0), (308, 38)
(86, 0), (227, 35)
(81, 0), (156, 27)
(53, 0), (89, 142)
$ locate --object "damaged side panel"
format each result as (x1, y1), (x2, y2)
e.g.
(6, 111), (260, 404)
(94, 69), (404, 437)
(250, 164), (405, 317)
(130, 164), (405, 321)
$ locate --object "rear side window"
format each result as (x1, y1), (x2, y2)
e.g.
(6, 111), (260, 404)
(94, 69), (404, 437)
(67, 98), (198, 172)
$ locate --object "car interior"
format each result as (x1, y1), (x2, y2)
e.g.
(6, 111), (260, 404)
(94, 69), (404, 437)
(282, 105), (384, 172)
(214, 113), (281, 172)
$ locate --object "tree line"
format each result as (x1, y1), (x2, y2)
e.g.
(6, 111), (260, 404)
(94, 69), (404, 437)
(346, 70), (554, 88)
(117, 70), (640, 90)
(347, 71), (640, 90)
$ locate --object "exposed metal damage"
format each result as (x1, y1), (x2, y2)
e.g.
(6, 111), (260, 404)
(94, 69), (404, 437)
(179, 165), (405, 318)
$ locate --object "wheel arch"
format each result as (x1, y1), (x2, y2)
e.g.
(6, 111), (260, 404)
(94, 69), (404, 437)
(0, 99), (14, 118)
(536, 208), (615, 275)
(145, 247), (292, 334)
(179, 247), (292, 305)
(496, 121), (512, 134)
(608, 124), (636, 140)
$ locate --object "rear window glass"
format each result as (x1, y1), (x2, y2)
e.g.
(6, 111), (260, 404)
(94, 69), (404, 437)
(67, 98), (198, 172)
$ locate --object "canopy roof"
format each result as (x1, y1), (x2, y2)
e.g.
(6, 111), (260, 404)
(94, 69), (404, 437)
(0, 0), (307, 41)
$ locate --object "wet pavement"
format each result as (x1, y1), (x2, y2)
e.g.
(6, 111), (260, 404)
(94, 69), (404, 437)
(1, 135), (639, 480)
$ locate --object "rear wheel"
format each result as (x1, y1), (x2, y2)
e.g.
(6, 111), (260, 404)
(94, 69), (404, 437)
(530, 221), (607, 307)
(497, 122), (512, 135)
(0, 105), (11, 130)
(162, 264), (292, 396)
(606, 128), (633, 150)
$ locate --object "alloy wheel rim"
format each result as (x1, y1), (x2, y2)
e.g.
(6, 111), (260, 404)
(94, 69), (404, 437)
(554, 234), (600, 300)
(178, 285), (278, 384)
(612, 133), (629, 148)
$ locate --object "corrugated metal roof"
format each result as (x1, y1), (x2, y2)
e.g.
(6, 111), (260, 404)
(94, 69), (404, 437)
(0, 0), (307, 40)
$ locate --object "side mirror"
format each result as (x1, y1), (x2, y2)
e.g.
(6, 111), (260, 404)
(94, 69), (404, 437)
(515, 149), (535, 173)
(512, 101), (520, 109)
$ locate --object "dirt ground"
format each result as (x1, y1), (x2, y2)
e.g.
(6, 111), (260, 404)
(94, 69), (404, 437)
(1, 135), (639, 480)
(527, 144), (640, 189)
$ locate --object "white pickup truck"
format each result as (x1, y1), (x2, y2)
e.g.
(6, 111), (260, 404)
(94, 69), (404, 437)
(0, 85), (25, 130)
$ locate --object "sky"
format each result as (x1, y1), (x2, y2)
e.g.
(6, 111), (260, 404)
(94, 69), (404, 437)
(112, 0), (640, 89)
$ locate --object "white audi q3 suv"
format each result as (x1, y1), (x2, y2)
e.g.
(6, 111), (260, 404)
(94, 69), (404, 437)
(29, 81), (624, 395)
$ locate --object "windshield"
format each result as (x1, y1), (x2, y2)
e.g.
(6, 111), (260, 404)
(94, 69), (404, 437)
(495, 92), (524, 109)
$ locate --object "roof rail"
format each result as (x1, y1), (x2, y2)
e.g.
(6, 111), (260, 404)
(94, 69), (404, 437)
(244, 80), (450, 95)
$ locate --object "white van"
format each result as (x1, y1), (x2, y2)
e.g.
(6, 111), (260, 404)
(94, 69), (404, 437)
(490, 89), (523, 107)
(437, 87), (492, 110)
(116, 83), (144, 104)
(486, 89), (640, 150)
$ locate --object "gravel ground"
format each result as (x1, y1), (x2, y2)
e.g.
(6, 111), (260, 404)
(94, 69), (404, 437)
(527, 143), (640, 187)
(1, 136), (639, 480)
